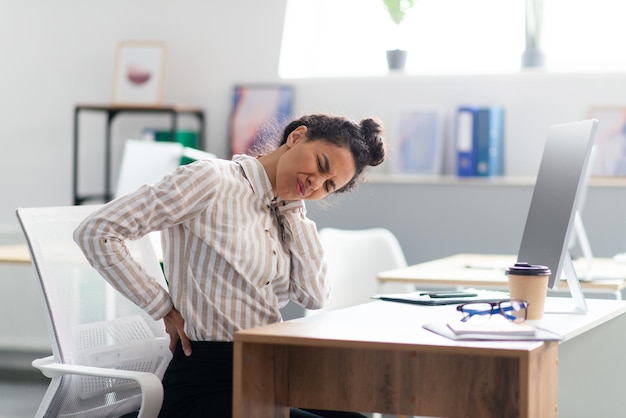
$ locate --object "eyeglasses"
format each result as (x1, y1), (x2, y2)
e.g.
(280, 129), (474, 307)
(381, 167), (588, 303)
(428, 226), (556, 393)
(456, 299), (528, 324)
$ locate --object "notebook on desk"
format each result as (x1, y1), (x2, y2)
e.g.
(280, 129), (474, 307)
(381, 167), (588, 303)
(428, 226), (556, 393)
(576, 272), (626, 282)
(423, 322), (563, 341)
(463, 257), (626, 282)
(372, 289), (510, 306)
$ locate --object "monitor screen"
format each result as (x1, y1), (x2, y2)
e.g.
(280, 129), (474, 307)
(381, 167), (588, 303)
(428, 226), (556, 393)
(517, 119), (598, 290)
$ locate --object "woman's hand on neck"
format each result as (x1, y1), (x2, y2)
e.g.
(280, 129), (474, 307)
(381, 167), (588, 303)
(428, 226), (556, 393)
(256, 145), (287, 199)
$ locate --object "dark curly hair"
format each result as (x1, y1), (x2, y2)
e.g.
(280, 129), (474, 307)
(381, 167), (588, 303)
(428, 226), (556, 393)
(279, 114), (386, 193)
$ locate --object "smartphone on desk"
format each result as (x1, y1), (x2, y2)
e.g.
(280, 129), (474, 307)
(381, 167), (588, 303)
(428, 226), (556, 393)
(420, 291), (478, 298)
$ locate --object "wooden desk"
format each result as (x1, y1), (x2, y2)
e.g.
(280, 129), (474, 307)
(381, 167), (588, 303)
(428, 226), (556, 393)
(0, 244), (31, 264)
(0, 243), (161, 265)
(233, 298), (626, 417)
(377, 253), (626, 297)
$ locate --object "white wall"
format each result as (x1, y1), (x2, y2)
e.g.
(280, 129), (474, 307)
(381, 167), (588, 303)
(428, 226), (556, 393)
(291, 73), (626, 178)
(0, 0), (287, 228)
(3, 0), (626, 235)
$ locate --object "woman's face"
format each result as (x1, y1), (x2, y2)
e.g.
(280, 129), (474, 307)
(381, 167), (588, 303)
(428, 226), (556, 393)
(275, 127), (356, 201)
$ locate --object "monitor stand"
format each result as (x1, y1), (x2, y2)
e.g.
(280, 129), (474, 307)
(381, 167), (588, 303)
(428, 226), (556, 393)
(545, 252), (588, 315)
(573, 210), (594, 272)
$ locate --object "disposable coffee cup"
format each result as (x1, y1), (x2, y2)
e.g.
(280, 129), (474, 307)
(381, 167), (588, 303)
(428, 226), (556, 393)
(506, 262), (551, 321)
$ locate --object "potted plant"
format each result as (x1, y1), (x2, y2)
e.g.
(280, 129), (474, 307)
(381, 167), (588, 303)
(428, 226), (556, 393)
(521, 0), (544, 68)
(383, 0), (416, 71)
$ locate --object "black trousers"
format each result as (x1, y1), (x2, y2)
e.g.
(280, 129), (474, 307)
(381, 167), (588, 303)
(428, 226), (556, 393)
(158, 341), (367, 418)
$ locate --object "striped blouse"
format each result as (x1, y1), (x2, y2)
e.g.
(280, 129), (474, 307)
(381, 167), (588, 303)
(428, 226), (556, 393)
(73, 154), (330, 341)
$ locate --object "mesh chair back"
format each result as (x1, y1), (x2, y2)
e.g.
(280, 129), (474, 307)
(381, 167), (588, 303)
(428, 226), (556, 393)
(17, 204), (171, 417)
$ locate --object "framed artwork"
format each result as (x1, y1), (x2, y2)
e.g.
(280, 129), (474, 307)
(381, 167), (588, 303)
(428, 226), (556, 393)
(229, 84), (295, 156)
(112, 41), (167, 105)
(589, 107), (626, 177)
(388, 108), (444, 175)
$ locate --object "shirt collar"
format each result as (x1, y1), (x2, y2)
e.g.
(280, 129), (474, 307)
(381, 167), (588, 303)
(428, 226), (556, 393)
(233, 154), (275, 203)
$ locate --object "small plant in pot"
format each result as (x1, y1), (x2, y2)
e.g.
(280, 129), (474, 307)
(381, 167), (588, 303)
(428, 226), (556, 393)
(383, 0), (416, 71)
(521, 0), (544, 68)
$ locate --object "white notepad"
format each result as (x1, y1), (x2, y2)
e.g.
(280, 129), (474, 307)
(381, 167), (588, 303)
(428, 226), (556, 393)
(447, 317), (536, 336)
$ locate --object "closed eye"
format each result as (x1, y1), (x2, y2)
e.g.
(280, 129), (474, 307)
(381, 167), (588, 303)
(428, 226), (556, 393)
(317, 154), (336, 193)
(325, 180), (336, 193)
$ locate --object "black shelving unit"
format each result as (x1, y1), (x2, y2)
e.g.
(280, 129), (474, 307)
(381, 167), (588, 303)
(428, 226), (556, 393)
(72, 103), (206, 204)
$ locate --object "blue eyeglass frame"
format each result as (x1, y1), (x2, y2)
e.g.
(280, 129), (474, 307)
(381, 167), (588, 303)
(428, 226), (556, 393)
(456, 299), (529, 322)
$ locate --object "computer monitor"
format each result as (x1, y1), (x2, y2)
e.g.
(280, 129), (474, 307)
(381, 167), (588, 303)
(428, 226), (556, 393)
(568, 144), (597, 269)
(516, 119), (598, 313)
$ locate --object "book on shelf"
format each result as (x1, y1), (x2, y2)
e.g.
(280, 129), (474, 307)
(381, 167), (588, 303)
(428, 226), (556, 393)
(456, 106), (476, 177)
(455, 106), (505, 177)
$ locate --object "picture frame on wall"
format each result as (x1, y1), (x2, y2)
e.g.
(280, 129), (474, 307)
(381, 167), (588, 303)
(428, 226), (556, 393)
(229, 84), (295, 156)
(588, 107), (626, 177)
(112, 41), (167, 105)
(388, 107), (444, 175)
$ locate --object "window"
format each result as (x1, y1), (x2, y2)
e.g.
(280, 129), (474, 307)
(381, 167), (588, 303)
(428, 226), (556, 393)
(279, 0), (626, 78)
(542, 0), (626, 72)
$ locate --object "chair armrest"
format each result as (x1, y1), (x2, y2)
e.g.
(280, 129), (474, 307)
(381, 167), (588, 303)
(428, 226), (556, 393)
(33, 356), (163, 418)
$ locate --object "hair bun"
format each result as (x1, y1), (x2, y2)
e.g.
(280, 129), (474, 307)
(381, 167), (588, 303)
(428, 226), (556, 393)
(359, 118), (386, 167)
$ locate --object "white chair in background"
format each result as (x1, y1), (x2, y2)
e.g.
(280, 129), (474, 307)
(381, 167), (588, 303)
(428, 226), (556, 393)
(17, 204), (172, 418)
(115, 139), (217, 261)
(115, 138), (217, 197)
(306, 227), (410, 316)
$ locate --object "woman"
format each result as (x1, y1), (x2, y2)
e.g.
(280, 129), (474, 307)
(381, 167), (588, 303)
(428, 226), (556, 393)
(74, 114), (385, 417)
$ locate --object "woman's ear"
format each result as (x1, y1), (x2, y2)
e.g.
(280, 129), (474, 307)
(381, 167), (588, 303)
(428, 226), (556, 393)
(286, 125), (308, 147)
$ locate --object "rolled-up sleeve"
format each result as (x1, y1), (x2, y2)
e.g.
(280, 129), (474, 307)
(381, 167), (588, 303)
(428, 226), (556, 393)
(74, 209), (174, 320)
(73, 161), (219, 320)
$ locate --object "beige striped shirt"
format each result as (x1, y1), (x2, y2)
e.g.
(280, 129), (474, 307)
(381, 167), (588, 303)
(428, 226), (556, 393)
(74, 154), (330, 341)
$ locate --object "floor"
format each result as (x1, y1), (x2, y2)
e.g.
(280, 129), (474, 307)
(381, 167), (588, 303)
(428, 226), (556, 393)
(0, 380), (47, 418)
(0, 349), (48, 418)
(0, 350), (394, 418)
(0, 380), (388, 418)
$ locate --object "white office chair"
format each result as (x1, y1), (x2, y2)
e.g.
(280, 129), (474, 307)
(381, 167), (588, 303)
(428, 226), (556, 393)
(306, 227), (410, 316)
(16, 205), (172, 418)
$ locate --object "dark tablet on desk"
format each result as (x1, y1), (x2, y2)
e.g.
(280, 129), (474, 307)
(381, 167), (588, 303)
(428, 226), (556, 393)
(372, 290), (510, 306)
